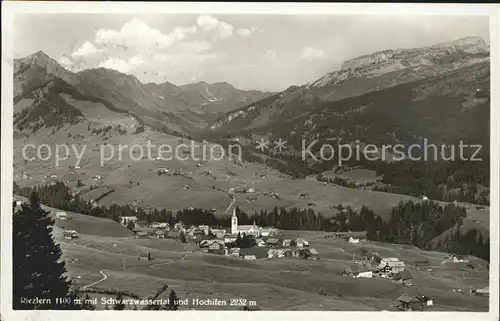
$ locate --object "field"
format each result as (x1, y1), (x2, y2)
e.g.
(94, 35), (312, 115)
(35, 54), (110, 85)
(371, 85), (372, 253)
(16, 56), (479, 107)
(38, 206), (489, 311)
(12, 123), (490, 224)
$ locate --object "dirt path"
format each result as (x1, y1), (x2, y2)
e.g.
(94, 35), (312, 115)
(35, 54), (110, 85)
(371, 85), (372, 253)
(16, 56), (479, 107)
(82, 270), (107, 289)
(225, 197), (236, 213)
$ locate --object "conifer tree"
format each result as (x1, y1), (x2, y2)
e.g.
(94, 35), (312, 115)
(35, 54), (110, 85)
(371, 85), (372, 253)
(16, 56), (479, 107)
(13, 191), (81, 310)
(167, 289), (179, 310)
(113, 293), (126, 310)
(81, 294), (96, 310)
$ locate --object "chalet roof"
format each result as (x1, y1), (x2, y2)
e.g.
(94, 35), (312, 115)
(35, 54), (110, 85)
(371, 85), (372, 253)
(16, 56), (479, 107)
(347, 264), (371, 273)
(238, 225), (258, 231)
(398, 294), (419, 304)
(309, 248), (319, 255)
(476, 286), (489, 294)
(382, 257), (400, 262)
(266, 238), (281, 244)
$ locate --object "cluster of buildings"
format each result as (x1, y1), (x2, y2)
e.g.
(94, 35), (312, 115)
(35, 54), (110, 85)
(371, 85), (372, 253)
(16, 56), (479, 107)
(343, 256), (413, 285)
(120, 216), (170, 239)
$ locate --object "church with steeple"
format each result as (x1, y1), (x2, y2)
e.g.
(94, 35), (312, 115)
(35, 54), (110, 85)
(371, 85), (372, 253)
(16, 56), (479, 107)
(231, 208), (261, 237)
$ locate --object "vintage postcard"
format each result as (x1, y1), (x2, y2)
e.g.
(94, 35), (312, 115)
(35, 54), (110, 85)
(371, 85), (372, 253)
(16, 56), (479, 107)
(1, 2), (499, 321)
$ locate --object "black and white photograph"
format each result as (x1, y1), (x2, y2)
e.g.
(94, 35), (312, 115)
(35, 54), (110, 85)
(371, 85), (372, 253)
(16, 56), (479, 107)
(1, 2), (499, 319)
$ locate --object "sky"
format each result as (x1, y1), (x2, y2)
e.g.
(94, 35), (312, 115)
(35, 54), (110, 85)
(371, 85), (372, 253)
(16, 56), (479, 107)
(14, 14), (489, 91)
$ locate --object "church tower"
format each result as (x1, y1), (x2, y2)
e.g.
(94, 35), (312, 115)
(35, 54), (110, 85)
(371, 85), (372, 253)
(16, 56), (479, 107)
(231, 208), (238, 234)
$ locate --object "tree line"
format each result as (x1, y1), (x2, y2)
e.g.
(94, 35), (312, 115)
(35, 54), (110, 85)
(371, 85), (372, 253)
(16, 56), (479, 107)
(14, 181), (489, 262)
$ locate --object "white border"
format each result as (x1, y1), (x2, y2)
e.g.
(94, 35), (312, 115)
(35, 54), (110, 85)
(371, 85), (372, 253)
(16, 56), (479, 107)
(1, 2), (499, 321)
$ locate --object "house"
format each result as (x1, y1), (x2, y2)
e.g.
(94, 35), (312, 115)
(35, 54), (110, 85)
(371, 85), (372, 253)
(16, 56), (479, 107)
(378, 258), (406, 274)
(209, 240), (225, 251)
(473, 286), (489, 297)
(299, 248), (320, 260)
(267, 249), (285, 259)
(283, 239), (292, 247)
(396, 294), (433, 311)
(224, 234), (237, 244)
(56, 212), (68, 220)
(63, 230), (77, 240)
(244, 255), (257, 261)
(153, 230), (167, 239)
(394, 270), (413, 286)
(191, 229), (205, 239)
(255, 239), (266, 247)
(265, 238), (283, 248)
(348, 236), (360, 244)
(198, 225), (210, 235)
(343, 264), (373, 278)
(120, 216), (138, 226)
(282, 249), (294, 257)
(151, 222), (169, 230)
(138, 252), (152, 261)
(296, 238), (309, 248)
(260, 227), (278, 237)
(174, 222), (184, 230)
(135, 231), (150, 239)
(448, 254), (469, 263)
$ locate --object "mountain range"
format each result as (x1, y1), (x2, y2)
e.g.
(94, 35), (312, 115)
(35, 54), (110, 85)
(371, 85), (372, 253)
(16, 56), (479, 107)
(13, 51), (273, 135)
(208, 36), (489, 134)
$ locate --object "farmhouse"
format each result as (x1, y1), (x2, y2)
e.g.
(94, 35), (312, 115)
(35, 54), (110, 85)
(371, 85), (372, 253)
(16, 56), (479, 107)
(135, 231), (150, 239)
(63, 229), (77, 240)
(56, 212), (68, 220)
(283, 239), (292, 247)
(473, 286), (489, 297)
(265, 238), (283, 248)
(296, 238), (309, 248)
(394, 270), (413, 286)
(151, 222), (169, 230)
(378, 258), (406, 274)
(267, 249), (285, 259)
(447, 254), (470, 263)
(299, 248), (320, 260)
(153, 230), (167, 239)
(223, 234), (237, 244)
(255, 239), (266, 247)
(396, 294), (433, 311)
(348, 236), (360, 244)
(260, 227), (278, 237)
(120, 216), (138, 226)
(138, 252), (152, 261)
(343, 264), (373, 278)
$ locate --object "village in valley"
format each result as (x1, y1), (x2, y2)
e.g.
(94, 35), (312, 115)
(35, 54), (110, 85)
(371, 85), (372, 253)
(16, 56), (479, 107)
(32, 200), (487, 312)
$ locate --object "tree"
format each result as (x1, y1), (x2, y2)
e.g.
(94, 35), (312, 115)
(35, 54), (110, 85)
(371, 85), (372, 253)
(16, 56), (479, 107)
(126, 221), (135, 231)
(113, 293), (126, 310)
(81, 294), (96, 310)
(179, 231), (187, 243)
(13, 191), (81, 310)
(167, 290), (180, 310)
